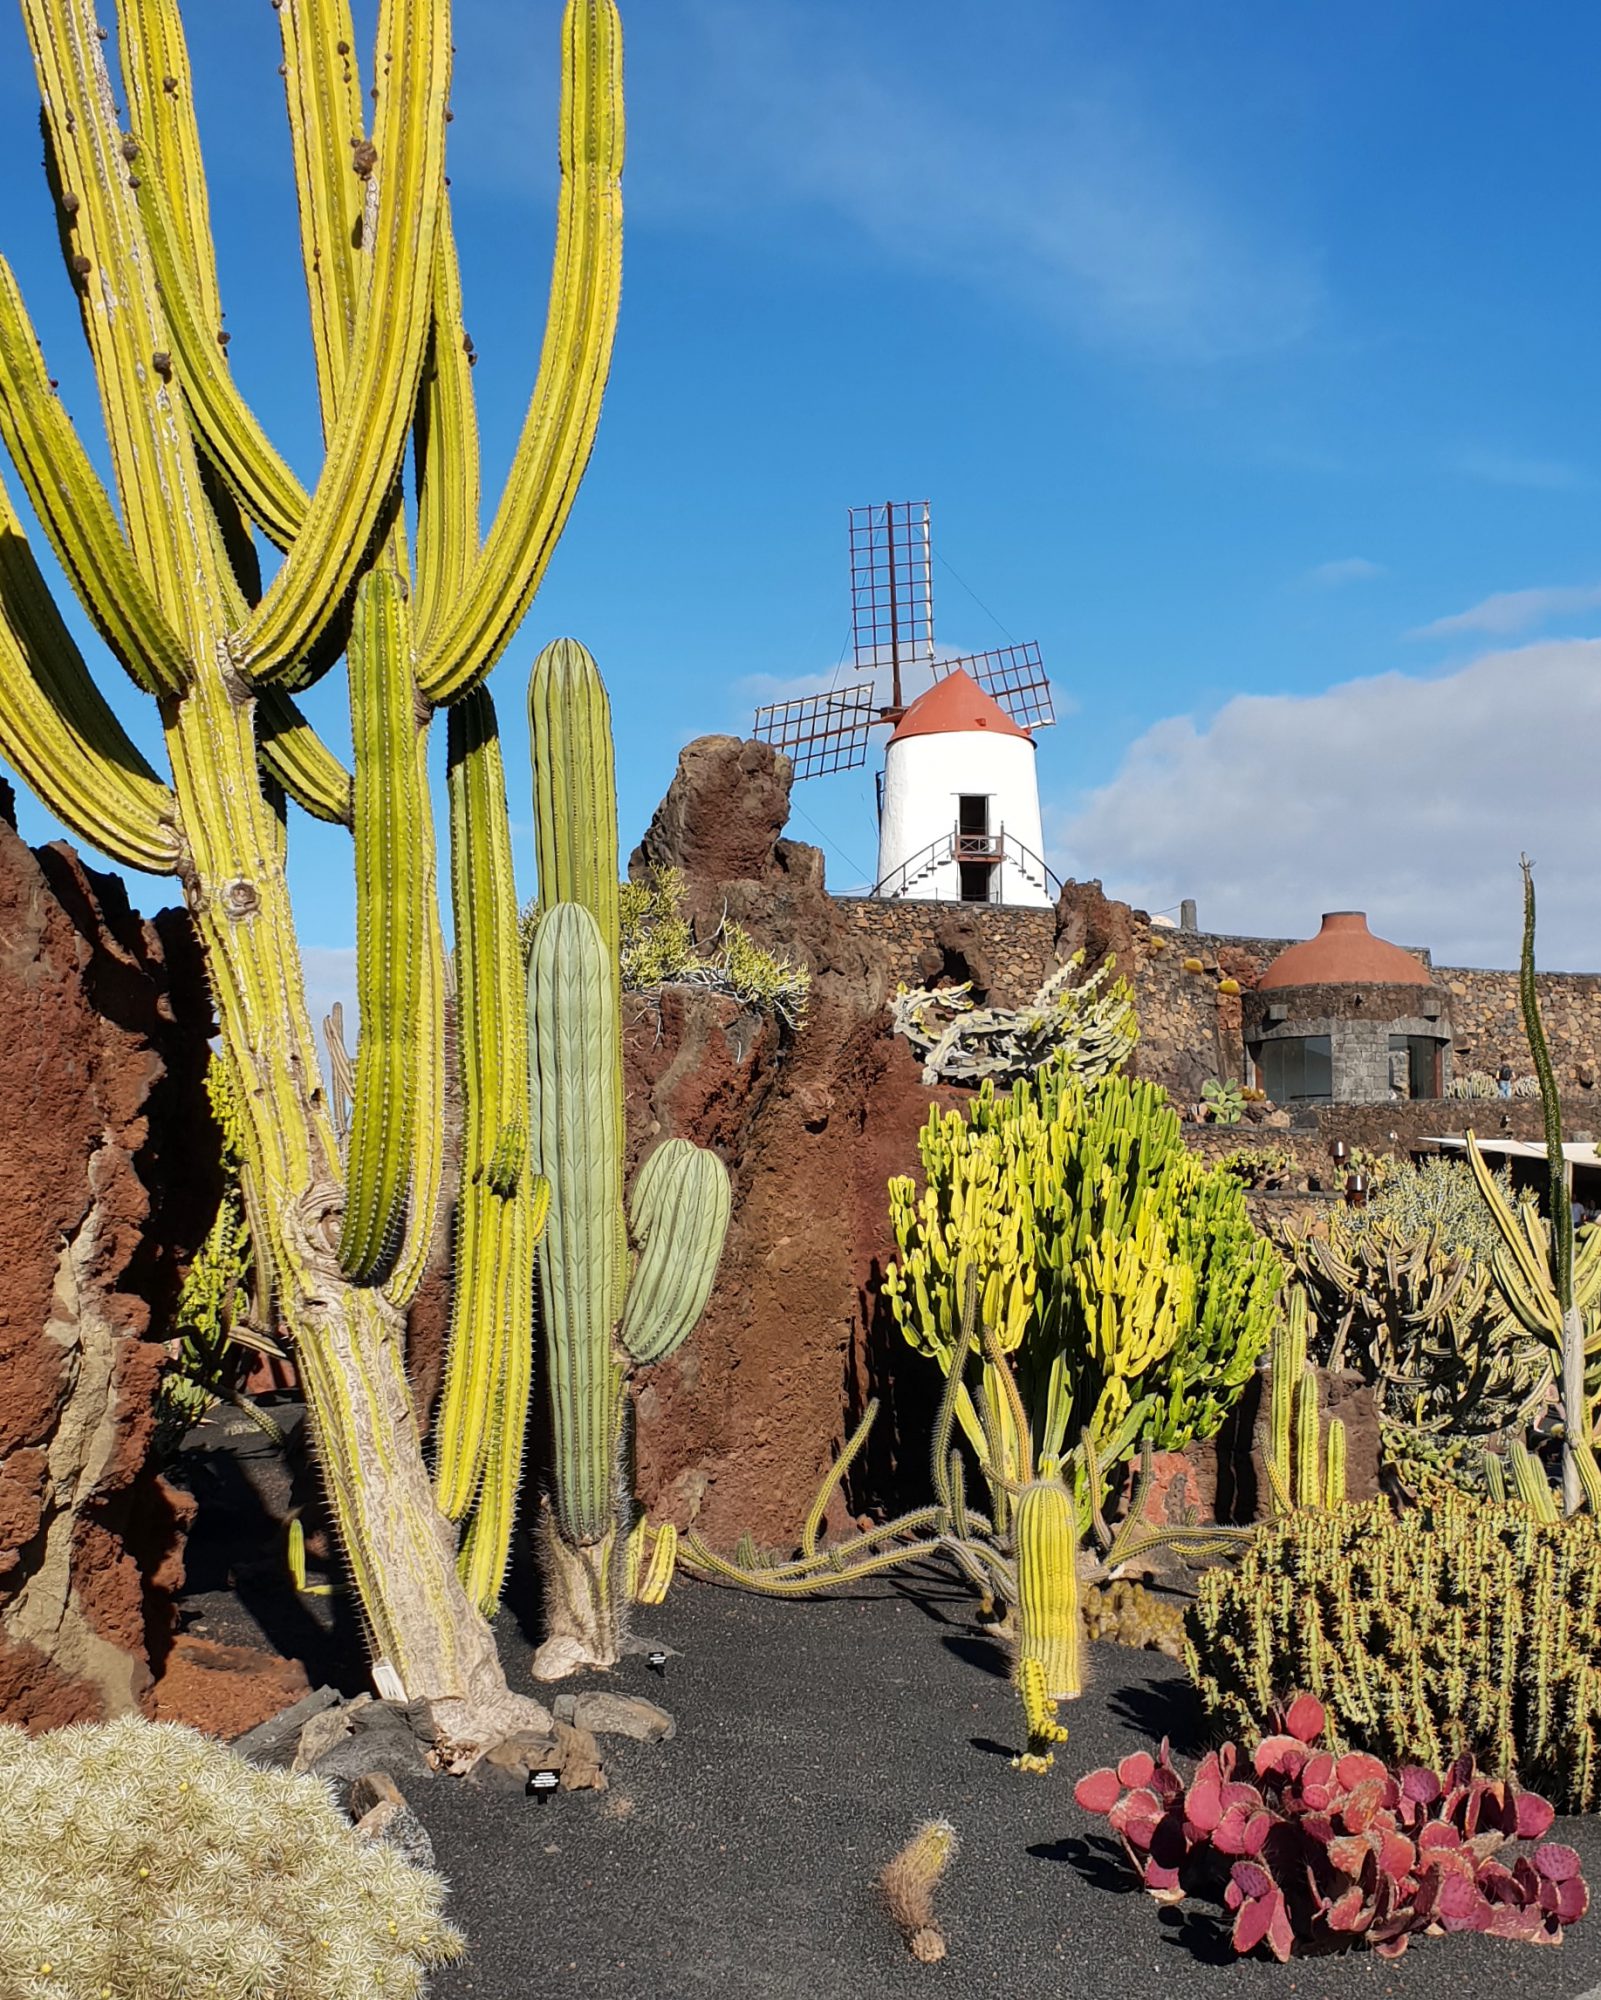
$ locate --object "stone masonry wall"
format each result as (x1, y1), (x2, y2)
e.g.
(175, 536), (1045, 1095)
(832, 898), (1058, 1009)
(826, 889), (1601, 1121)
(1439, 966), (1601, 1090)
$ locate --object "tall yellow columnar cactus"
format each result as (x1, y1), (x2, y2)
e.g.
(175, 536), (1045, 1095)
(0, 0), (622, 1751)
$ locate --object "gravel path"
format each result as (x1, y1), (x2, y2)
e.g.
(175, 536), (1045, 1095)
(411, 1570), (1601, 2000)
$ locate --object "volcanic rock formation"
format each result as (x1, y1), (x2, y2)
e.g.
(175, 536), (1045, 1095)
(0, 780), (216, 1726)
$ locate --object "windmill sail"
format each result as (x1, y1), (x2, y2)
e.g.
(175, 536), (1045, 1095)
(849, 501), (934, 706)
(751, 498), (1053, 779)
(750, 682), (876, 777)
(930, 641), (1055, 732)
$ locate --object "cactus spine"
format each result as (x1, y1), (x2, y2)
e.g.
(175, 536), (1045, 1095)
(526, 640), (731, 1673)
(0, 0), (623, 1741)
(1011, 1475), (1082, 1773)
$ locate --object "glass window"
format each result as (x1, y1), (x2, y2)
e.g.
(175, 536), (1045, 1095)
(1258, 1034), (1333, 1105)
(1389, 1034), (1440, 1100)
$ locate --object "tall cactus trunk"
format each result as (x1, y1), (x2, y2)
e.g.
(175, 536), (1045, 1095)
(169, 682), (530, 1744)
(537, 1515), (624, 1672)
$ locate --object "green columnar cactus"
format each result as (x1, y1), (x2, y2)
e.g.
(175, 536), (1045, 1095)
(1262, 1290), (1346, 1514)
(0, 0), (623, 1750)
(525, 639), (732, 1675)
(1011, 1475), (1082, 1773)
(439, 687), (550, 1615)
(1185, 1496), (1601, 1812)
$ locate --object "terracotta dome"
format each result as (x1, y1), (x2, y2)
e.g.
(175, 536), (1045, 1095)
(1257, 912), (1432, 990)
(888, 667), (1031, 743)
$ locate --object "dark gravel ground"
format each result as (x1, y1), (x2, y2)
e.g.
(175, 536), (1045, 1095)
(407, 1570), (1601, 2000)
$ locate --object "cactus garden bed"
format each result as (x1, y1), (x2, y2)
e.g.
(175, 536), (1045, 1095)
(388, 1575), (1601, 2000)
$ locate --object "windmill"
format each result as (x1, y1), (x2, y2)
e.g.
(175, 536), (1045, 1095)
(751, 503), (1059, 905)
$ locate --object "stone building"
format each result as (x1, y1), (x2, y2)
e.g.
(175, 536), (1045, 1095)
(1240, 911), (1453, 1106)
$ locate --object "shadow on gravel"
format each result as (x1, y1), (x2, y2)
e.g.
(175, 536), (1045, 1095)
(1107, 1670), (1209, 1753)
(970, 1735), (1021, 1759)
(1027, 1831), (1144, 1894)
(942, 1630), (1012, 1678)
(1158, 1905), (1241, 1967)
(172, 1414), (367, 1693)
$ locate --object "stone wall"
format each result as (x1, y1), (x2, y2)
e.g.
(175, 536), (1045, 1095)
(1439, 966), (1601, 1091)
(831, 898), (1057, 1008)
(1073, 905), (1601, 1113)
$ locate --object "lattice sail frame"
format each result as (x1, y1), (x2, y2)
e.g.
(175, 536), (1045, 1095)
(931, 641), (1056, 732)
(849, 500), (934, 682)
(748, 682), (876, 778)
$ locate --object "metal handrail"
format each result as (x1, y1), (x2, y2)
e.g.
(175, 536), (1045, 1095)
(872, 823), (1063, 902)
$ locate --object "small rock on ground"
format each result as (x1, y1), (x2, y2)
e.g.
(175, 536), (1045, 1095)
(552, 1691), (675, 1743)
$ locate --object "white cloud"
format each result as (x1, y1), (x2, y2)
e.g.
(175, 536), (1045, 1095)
(1056, 640), (1601, 968)
(299, 945), (358, 1044)
(1413, 584), (1601, 641)
(605, 2), (1321, 364)
(1452, 450), (1590, 492)
(1301, 557), (1385, 588)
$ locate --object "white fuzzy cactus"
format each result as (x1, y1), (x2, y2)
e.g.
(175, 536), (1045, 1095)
(0, 1716), (463, 1997)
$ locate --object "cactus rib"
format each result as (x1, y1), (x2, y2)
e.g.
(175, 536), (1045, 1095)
(0, 476), (180, 871)
(620, 1140), (731, 1364)
(417, 0), (624, 703)
(435, 688), (535, 1525)
(255, 687), (353, 826)
(234, 0), (450, 684)
(0, 261), (191, 695)
(337, 569), (422, 1282)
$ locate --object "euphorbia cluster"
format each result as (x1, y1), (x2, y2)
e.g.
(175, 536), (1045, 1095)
(1073, 1695), (1587, 1960)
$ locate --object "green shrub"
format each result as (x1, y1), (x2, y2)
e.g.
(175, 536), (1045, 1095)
(1186, 1496), (1601, 1812)
(0, 1716), (463, 1997)
(1360, 1153), (1516, 1263)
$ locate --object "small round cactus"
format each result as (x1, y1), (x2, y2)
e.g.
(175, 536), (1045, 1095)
(0, 1716), (463, 1997)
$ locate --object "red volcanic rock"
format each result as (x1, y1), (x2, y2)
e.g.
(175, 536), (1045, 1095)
(1054, 877), (1142, 974)
(0, 781), (217, 1728)
(630, 735), (795, 925)
(622, 741), (978, 1544)
(148, 1635), (311, 1742)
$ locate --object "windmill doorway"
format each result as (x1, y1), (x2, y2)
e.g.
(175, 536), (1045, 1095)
(956, 794), (995, 902)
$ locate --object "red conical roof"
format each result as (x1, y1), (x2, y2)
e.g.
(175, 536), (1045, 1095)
(888, 667), (1031, 744)
(1257, 912), (1432, 990)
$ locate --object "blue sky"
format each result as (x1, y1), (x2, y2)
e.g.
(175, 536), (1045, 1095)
(2, 0), (1600, 987)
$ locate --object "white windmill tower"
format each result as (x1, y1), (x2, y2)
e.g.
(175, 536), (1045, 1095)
(751, 502), (1058, 906)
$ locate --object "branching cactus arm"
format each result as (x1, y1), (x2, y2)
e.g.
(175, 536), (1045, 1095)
(0, 0), (626, 1751)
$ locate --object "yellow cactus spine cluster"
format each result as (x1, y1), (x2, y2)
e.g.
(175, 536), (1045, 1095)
(1010, 1477), (1081, 1774)
(1187, 1496), (1601, 1812)
(1013, 1478), (1083, 1705)
(1012, 1654), (1070, 1774)
(0, 0), (624, 1728)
